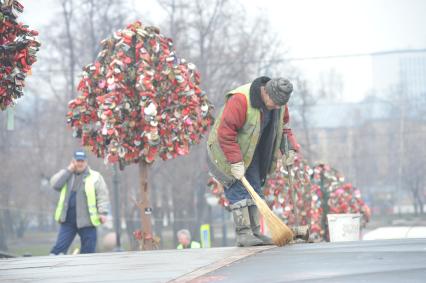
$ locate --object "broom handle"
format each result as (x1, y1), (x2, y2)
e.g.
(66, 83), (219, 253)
(241, 177), (263, 203)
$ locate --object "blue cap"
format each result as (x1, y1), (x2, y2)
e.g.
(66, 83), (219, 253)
(74, 150), (87, 161)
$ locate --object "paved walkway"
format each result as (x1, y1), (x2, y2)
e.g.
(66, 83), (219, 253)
(1, 239), (425, 283)
(0, 246), (272, 282)
(203, 238), (426, 283)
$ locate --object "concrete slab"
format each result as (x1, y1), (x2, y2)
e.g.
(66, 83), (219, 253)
(0, 246), (272, 283)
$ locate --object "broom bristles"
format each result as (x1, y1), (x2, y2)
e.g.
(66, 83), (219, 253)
(241, 177), (293, 247)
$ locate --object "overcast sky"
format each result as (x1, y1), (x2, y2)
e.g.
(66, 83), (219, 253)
(20, 0), (426, 102)
(248, 0), (426, 56)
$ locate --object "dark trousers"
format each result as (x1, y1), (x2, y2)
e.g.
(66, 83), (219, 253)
(50, 222), (97, 255)
(225, 146), (264, 204)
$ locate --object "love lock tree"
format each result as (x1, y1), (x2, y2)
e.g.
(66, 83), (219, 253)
(263, 162), (371, 242)
(67, 21), (214, 250)
(209, 157), (371, 243)
(0, 0), (40, 110)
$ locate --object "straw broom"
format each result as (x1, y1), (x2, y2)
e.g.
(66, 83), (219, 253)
(241, 177), (293, 246)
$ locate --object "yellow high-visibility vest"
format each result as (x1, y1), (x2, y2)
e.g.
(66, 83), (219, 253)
(177, 241), (201, 249)
(54, 170), (101, 226)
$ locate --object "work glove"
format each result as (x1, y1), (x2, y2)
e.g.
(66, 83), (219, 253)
(230, 161), (245, 180)
(283, 150), (296, 167)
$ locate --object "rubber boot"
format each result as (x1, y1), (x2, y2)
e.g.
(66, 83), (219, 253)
(231, 205), (263, 247)
(248, 205), (274, 245)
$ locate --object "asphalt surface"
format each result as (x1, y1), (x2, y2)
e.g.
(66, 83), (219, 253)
(1, 239), (425, 282)
(197, 239), (426, 283)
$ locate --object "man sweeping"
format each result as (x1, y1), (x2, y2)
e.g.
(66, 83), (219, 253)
(207, 76), (299, 247)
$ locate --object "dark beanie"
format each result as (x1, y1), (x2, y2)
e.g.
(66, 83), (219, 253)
(265, 77), (293, 105)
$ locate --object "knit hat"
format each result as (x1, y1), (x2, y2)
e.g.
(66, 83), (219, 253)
(265, 77), (293, 105)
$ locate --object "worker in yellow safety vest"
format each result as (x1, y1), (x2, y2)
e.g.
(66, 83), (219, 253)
(177, 229), (201, 249)
(49, 150), (110, 255)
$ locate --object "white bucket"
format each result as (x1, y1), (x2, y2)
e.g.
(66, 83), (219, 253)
(327, 214), (361, 242)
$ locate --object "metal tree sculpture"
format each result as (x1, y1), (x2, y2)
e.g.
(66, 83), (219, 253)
(67, 21), (213, 250)
(0, 0), (40, 110)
